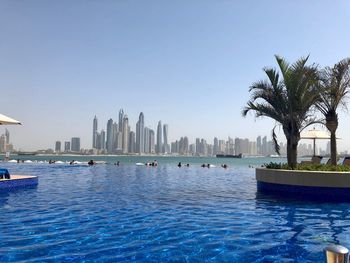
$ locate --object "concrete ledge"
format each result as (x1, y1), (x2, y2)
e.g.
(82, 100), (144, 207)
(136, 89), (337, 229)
(256, 168), (350, 200)
(256, 168), (350, 188)
(0, 175), (38, 190)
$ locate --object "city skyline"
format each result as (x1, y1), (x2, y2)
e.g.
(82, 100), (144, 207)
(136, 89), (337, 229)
(44, 112), (338, 157)
(1, 1), (350, 151)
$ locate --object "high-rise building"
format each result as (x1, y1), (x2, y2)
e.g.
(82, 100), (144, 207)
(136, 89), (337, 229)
(149, 129), (155, 153)
(55, 141), (61, 152)
(112, 122), (118, 151)
(129, 131), (135, 153)
(179, 136), (189, 155)
(64, 141), (70, 152)
(118, 109), (124, 132)
(136, 112), (145, 154)
(219, 140), (226, 153)
(262, 136), (268, 156)
(257, 136), (262, 155)
(116, 131), (123, 151)
(71, 137), (80, 152)
(122, 115), (129, 153)
(100, 130), (106, 150)
(144, 127), (150, 154)
(106, 118), (114, 153)
(0, 129), (10, 153)
(201, 139), (208, 156)
(163, 124), (169, 153)
(0, 135), (5, 153)
(213, 137), (219, 155)
(96, 132), (101, 150)
(92, 115), (98, 149)
(5, 129), (9, 145)
(156, 121), (162, 154)
(227, 137), (234, 155)
(195, 138), (201, 155)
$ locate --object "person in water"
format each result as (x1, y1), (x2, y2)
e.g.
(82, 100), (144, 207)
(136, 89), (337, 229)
(69, 160), (75, 165)
(178, 162), (182, 168)
(88, 160), (95, 166)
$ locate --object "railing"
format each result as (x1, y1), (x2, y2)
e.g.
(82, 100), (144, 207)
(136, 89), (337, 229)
(325, 244), (349, 263)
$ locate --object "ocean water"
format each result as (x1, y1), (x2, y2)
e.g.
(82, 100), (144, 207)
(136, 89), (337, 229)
(0, 156), (349, 262)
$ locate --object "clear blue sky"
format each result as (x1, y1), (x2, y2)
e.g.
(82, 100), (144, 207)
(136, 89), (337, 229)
(1, 0), (350, 151)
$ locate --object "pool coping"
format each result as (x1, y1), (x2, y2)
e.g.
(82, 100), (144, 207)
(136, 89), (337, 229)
(0, 175), (38, 190)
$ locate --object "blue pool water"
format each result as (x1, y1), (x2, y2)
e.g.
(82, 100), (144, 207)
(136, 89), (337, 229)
(0, 158), (349, 262)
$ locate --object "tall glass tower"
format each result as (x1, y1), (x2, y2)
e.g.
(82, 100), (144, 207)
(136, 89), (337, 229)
(106, 118), (114, 153)
(92, 116), (98, 149)
(118, 109), (124, 132)
(122, 115), (129, 154)
(136, 112), (145, 154)
(163, 124), (169, 153)
(156, 121), (162, 154)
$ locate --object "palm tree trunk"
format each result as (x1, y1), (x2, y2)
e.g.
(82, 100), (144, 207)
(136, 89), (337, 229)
(330, 131), (337, 165)
(326, 116), (338, 166)
(286, 137), (298, 169)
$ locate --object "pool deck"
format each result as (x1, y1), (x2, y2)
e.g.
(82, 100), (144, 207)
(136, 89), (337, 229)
(0, 175), (38, 190)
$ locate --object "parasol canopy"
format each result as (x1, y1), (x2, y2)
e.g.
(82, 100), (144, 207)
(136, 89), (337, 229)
(300, 128), (332, 156)
(0, 113), (21, 125)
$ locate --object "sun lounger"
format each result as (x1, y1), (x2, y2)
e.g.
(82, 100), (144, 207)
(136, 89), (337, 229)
(0, 168), (10, 179)
(311, 156), (323, 164)
(326, 157), (340, 165)
(343, 157), (350, 166)
(300, 156), (323, 165)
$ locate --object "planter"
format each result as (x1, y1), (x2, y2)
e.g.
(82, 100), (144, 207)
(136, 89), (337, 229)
(256, 168), (350, 200)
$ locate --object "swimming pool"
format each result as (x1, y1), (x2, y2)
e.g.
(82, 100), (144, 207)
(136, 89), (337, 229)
(0, 161), (349, 262)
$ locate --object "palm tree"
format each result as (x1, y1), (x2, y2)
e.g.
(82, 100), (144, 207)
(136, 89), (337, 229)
(316, 58), (350, 165)
(243, 55), (320, 169)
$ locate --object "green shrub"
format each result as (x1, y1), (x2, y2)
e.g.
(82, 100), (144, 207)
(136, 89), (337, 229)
(264, 162), (350, 172)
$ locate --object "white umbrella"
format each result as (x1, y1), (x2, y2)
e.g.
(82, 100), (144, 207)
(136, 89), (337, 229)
(0, 113), (21, 125)
(300, 128), (331, 156)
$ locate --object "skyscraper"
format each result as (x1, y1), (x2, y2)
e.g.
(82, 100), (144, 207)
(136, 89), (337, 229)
(163, 124), (169, 153)
(156, 121), (162, 154)
(64, 141), (70, 152)
(129, 131), (135, 153)
(257, 136), (262, 155)
(213, 137), (219, 155)
(196, 138), (201, 155)
(112, 122), (118, 151)
(5, 129), (9, 145)
(96, 132), (101, 150)
(92, 115), (98, 149)
(106, 118), (114, 153)
(144, 127), (150, 154)
(55, 141), (61, 152)
(122, 115), (129, 153)
(100, 130), (106, 150)
(262, 136), (268, 156)
(118, 109), (124, 132)
(136, 112), (145, 154)
(149, 129), (155, 154)
(71, 137), (80, 152)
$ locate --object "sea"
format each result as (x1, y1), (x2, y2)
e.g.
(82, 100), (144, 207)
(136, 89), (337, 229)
(0, 155), (348, 262)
